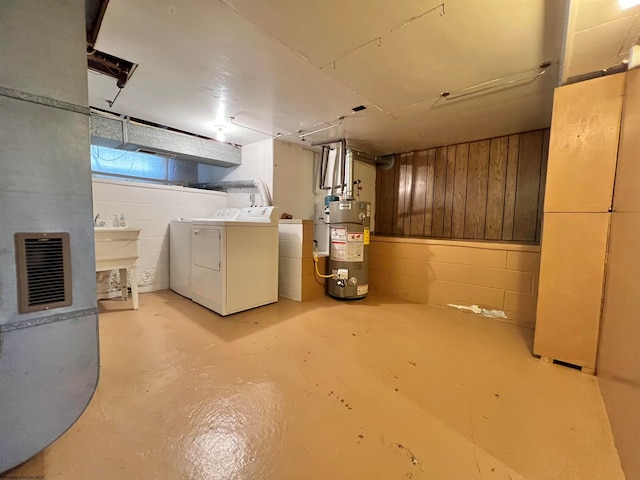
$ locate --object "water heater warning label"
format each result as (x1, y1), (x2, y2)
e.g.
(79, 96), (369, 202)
(331, 231), (364, 262)
(330, 227), (347, 241)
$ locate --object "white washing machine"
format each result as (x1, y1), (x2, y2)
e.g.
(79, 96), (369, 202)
(191, 207), (279, 316)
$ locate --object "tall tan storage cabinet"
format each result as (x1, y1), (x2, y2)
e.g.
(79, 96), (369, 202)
(534, 73), (625, 372)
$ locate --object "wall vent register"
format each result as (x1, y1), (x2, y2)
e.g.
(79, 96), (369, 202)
(14, 232), (72, 313)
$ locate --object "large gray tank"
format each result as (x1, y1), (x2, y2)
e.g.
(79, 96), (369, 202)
(327, 200), (371, 299)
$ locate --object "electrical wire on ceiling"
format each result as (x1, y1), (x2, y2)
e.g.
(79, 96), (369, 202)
(321, 3), (445, 70)
(295, 105), (370, 140)
(440, 61), (552, 101)
(230, 105), (367, 141)
(297, 116), (344, 140)
(229, 116), (285, 138)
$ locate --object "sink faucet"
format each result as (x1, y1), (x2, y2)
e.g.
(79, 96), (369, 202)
(94, 214), (101, 226)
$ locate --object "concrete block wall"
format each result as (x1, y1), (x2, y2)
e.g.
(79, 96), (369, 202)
(369, 236), (541, 327)
(92, 179), (226, 295)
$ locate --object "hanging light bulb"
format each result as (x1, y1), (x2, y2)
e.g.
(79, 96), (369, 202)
(214, 125), (226, 142)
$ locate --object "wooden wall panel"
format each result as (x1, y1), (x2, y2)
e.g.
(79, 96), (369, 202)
(451, 143), (469, 238)
(391, 154), (402, 235)
(514, 131), (543, 242)
(424, 149), (436, 236)
(464, 140), (490, 239)
(394, 153), (411, 235)
(502, 135), (519, 241)
(432, 147), (448, 237)
(409, 151), (428, 236)
(374, 128), (548, 243)
(375, 159), (396, 234)
(485, 137), (508, 240)
(403, 153), (414, 235)
(443, 146), (456, 237)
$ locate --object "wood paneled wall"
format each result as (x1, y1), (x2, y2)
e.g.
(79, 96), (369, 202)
(375, 129), (550, 243)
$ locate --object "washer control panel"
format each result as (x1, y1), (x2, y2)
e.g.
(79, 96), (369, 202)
(236, 206), (279, 223)
(212, 208), (240, 220)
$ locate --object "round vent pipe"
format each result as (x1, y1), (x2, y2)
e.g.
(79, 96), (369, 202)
(205, 178), (272, 206)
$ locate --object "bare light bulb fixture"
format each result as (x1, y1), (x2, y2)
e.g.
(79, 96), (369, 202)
(214, 125), (226, 142)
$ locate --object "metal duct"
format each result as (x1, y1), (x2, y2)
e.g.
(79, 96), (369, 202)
(344, 147), (354, 200)
(310, 138), (394, 169)
(343, 146), (385, 200)
(205, 179), (273, 206)
(340, 140), (347, 196)
(90, 111), (241, 167)
(348, 148), (376, 163)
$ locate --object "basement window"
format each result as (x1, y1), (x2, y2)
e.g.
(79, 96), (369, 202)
(90, 145), (198, 186)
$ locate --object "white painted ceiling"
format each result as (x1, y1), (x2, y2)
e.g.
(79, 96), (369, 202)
(563, 0), (640, 81)
(87, 0), (640, 156)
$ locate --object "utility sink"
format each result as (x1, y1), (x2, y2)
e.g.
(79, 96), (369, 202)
(94, 227), (142, 309)
(94, 228), (141, 271)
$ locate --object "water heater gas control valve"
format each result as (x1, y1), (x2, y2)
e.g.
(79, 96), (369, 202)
(336, 268), (349, 280)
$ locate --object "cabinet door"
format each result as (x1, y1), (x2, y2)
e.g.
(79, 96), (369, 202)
(191, 226), (224, 311)
(534, 213), (610, 369)
(193, 227), (221, 271)
(544, 74), (624, 213)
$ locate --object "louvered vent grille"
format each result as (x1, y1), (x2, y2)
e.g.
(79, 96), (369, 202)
(15, 233), (72, 313)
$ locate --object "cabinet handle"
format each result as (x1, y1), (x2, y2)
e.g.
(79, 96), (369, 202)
(194, 230), (200, 235)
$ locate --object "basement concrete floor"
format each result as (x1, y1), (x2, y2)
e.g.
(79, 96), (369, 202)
(2, 291), (624, 480)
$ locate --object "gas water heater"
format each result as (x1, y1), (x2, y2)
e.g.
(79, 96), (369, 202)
(314, 140), (392, 300)
(327, 200), (371, 299)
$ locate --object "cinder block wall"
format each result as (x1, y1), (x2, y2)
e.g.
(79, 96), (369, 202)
(92, 179), (227, 295)
(369, 236), (540, 327)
